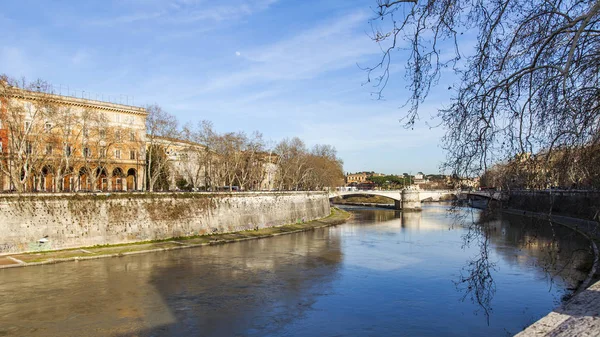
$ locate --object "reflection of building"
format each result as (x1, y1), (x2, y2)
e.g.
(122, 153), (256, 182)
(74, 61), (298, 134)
(0, 85), (146, 192)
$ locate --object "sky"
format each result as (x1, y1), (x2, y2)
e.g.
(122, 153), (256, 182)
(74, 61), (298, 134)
(0, 0), (460, 175)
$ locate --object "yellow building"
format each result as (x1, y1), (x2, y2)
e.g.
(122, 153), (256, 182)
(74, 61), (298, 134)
(345, 172), (368, 185)
(0, 84), (147, 192)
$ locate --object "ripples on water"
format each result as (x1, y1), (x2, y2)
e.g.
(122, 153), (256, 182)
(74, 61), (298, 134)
(0, 204), (593, 336)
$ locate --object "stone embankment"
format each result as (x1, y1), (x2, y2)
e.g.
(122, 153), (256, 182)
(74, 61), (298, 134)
(0, 192), (331, 255)
(509, 190), (600, 222)
(0, 204), (350, 269)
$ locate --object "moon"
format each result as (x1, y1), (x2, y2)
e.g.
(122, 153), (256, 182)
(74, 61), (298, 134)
(235, 51), (241, 56)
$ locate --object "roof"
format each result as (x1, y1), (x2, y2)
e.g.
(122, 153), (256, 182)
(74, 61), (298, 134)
(4, 85), (147, 116)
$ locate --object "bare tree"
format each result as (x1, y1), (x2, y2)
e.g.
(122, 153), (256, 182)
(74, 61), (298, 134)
(0, 77), (55, 192)
(211, 132), (246, 191)
(235, 131), (265, 191)
(78, 109), (118, 191)
(304, 144), (345, 190)
(50, 105), (83, 192)
(145, 104), (179, 191)
(274, 137), (310, 190)
(179, 126), (204, 190)
(366, 0), (600, 179)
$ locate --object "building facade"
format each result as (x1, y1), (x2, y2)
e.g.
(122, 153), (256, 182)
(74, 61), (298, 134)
(0, 84), (146, 192)
(345, 172), (385, 186)
(346, 172), (368, 185)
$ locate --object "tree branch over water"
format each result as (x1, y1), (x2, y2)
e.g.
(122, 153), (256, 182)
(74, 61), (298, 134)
(366, 0), (600, 178)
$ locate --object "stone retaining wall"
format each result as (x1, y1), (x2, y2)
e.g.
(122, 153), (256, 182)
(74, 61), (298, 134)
(0, 192), (330, 254)
(508, 190), (600, 221)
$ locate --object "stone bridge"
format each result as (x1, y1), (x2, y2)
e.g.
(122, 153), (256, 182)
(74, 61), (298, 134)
(329, 189), (505, 211)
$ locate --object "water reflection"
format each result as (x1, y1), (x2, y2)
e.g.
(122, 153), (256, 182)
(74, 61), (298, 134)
(0, 205), (593, 337)
(0, 230), (343, 337)
(339, 204), (591, 330)
(449, 205), (590, 323)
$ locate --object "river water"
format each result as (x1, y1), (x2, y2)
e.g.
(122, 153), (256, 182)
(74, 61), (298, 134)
(0, 204), (593, 336)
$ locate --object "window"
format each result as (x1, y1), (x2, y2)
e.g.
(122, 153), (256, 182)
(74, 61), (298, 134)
(100, 147), (106, 158)
(99, 129), (106, 139)
(115, 114), (121, 123)
(115, 130), (121, 141)
(115, 149), (121, 159)
(64, 145), (72, 157)
(129, 150), (136, 160)
(44, 122), (52, 133)
(129, 131), (135, 141)
(25, 141), (32, 155)
(83, 147), (91, 158)
(46, 145), (53, 155)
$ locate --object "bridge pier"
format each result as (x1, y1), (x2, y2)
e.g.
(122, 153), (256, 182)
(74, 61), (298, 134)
(401, 190), (422, 211)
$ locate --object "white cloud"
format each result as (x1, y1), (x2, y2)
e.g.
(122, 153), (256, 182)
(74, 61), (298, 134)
(88, 11), (164, 26)
(88, 0), (278, 26)
(199, 10), (375, 92)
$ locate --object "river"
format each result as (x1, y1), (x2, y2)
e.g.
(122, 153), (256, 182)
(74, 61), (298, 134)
(0, 204), (593, 336)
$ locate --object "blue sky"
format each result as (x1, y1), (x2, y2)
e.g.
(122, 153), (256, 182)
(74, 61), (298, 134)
(0, 0), (457, 175)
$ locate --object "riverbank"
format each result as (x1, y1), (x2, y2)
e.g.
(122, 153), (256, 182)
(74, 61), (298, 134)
(0, 207), (351, 270)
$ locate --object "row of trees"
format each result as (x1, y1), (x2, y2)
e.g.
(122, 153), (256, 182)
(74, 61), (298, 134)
(480, 145), (600, 190)
(144, 106), (346, 192)
(0, 76), (345, 193)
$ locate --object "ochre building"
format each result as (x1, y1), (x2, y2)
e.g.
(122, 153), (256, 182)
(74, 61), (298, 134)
(0, 84), (146, 192)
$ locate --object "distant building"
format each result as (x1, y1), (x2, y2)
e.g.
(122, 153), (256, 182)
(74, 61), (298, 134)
(345, 171), (385, 186)
(414, 172), (428, 185)
(345, 172), (368, 185)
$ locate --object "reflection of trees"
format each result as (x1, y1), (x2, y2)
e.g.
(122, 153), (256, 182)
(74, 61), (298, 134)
(350, 209), (401, 223)
(453, 208), (593, 324)
(455, 220), (496, 324)
(492, 214), (592, 292)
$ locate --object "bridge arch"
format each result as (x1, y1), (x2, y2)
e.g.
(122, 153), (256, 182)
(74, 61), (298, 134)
(329, 191), (402, 202)
(330, 189), (500, 210)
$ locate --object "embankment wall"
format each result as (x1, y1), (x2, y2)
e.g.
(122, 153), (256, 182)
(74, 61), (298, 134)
(508, 190), (600, 221)
(0, 192), (330, 254)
